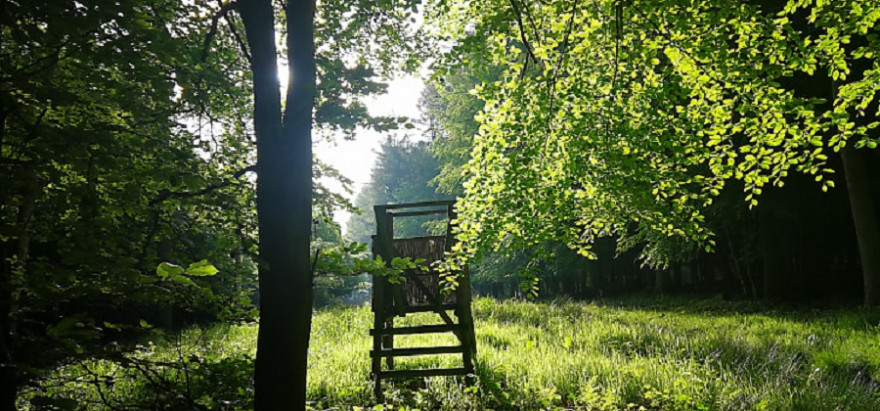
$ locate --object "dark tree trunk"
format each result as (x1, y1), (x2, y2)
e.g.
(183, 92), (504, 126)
(841, 148), (880, 308)
(759, 195), (792, 301)
(239, 0), (316, 408)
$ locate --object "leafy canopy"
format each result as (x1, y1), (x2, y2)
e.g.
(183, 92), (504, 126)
(427, 0), (880, 267)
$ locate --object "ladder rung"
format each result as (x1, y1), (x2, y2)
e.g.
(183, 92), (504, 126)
(399, 303), (457, 313)
(378, 367), (471, 379)
(371, 345), (464, 358)
(370, 324), (461, 336)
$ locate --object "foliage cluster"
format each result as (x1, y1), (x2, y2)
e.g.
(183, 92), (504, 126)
(1, 0), (422, 403)
(0, 1), (265, 400)
(426, 0), (880, 269)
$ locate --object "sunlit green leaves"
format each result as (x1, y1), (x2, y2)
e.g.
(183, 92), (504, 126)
(186, 260), (220, 276)
(156, 262), (186, 280)
(426, 0), (880, 274)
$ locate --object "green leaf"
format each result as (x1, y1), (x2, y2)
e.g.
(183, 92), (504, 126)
(186, 260), (219, 276)
(156, 262), (184, 279)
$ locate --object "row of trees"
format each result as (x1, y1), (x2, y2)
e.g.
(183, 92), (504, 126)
(347, 136), (448, 244)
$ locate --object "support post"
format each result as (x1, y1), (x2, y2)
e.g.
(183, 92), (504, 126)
(383, 318), (394, 370)
(447, 203), (477, 384)
(372, 206), (394, 401)
(370, 233), (385, 402)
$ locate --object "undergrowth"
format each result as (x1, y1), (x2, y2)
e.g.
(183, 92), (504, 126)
(19, 297), (880, 410)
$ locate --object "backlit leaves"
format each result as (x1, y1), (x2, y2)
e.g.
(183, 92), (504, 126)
(427, 0), (879, 270)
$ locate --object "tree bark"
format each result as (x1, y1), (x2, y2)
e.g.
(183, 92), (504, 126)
(239, 0), (316, 408)
(841, 147), (880, 309)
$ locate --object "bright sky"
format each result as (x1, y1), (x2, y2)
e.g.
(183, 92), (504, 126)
(314, 76), (426, 231)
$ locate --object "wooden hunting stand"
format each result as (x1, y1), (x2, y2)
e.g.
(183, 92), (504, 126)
(370, 200), (477, 401)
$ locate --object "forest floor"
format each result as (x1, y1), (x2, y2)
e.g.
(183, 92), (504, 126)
(22, 297), (880, 410)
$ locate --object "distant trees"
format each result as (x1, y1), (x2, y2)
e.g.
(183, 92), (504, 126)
(427, 0), (880, 306)
(347, 136), (447, 244)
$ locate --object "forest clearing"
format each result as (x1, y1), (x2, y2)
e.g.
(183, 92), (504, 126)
(4, 0), (880, 409)
(22, 298), (880, 410)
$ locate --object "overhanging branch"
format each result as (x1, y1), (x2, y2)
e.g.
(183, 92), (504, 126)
(201, 1), (240, 62)
(149, 164), (256, 206)
(509, 0), (539, 65)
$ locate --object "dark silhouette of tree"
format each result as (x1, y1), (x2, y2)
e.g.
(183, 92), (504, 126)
(236, 0), (421, 407)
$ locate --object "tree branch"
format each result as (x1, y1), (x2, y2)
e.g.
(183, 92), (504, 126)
(149, 165), (256, 206)
(547, 0), (581, 131)
(519, 0), (543, 46)
(509, 0), (539, 64)
(611, 1), (622, 92)
(223, 12), (252, 65)
(201, 1), (240, 62)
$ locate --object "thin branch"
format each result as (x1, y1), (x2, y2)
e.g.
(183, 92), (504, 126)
(81, 362), (125, 411)
(201, 1), (240, 62)
(149, 164), (256, 206)
(223, 12), (252, 65)
(520, 56), (531, 80)
(310, 248), (321, 281)
(610, 1), (622, 92)
(24, 106), (50, 143)
(623, 0), (728, 87)
(520, 0), (543, 46)
(546, 0), (581, 131)
(509, 0), (540, 64)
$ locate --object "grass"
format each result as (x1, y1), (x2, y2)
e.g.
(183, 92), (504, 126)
(21, 297), (880, 410)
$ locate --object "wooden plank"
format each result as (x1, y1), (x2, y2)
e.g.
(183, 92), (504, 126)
(391, 234), (447, 242)
(371, 345), (464, 358)
(371, 207), (393, 402)
(387, 208), (448, 218)
(378, 367), (471, 379)
(370, 324), (461, 336)
(382, 200), (455, 210)
(373, 208), (394, 313)
(400, 303), (458, 313)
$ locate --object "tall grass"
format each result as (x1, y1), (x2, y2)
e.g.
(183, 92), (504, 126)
(21, 297), (880, 410)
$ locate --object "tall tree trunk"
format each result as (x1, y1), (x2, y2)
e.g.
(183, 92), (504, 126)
(841, 147), (880, 309)
(239, 0), (316, 408)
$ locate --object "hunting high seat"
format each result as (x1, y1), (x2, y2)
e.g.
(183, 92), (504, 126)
(370, 200), (476, 401)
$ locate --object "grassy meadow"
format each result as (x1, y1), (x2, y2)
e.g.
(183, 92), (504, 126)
(22, 297), (880, 410)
